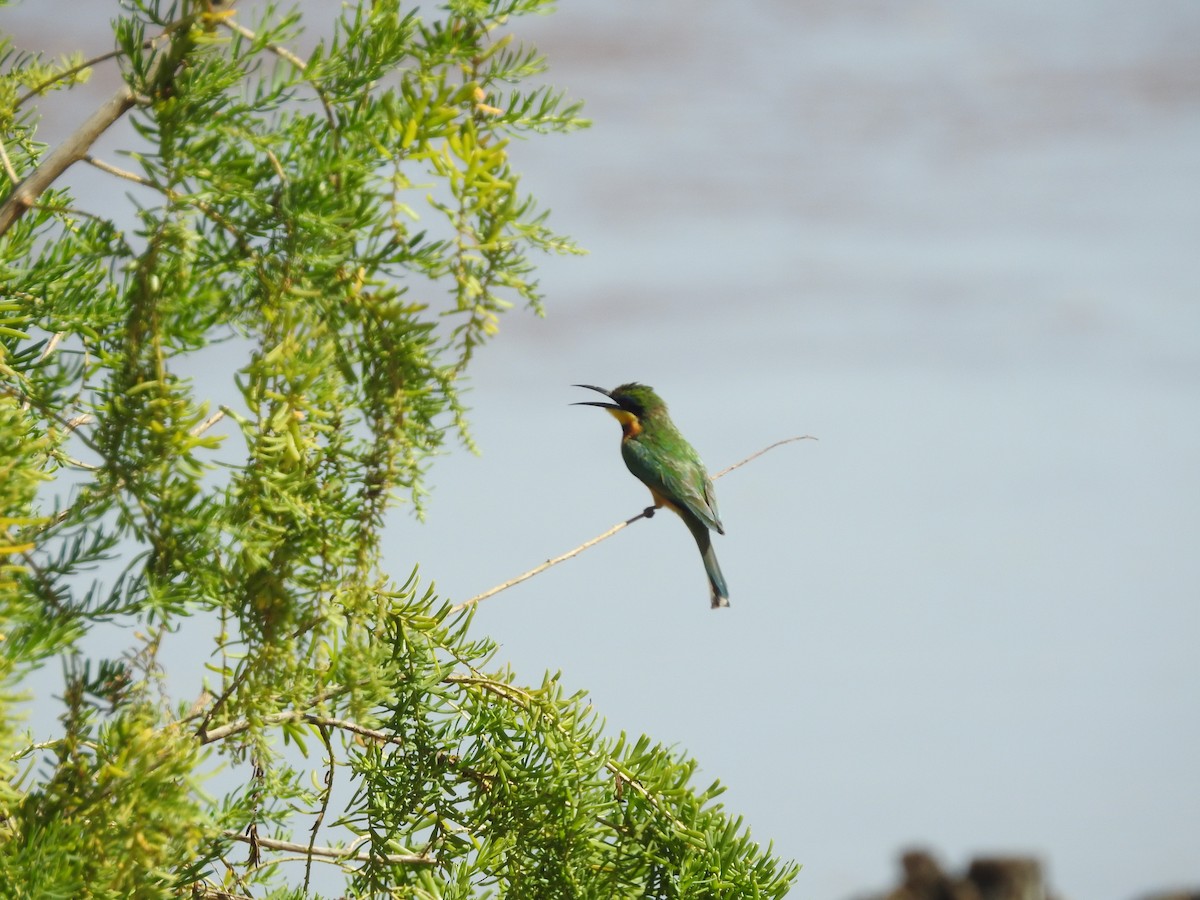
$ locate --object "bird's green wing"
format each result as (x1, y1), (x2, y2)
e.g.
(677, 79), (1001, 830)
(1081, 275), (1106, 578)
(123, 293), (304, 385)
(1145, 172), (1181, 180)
(622, 436), (724, 534)
(702, 474), (722, 533)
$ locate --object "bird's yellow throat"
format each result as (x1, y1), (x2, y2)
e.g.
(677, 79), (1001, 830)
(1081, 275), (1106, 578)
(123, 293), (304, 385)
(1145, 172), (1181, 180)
(604, 406), (642, 439)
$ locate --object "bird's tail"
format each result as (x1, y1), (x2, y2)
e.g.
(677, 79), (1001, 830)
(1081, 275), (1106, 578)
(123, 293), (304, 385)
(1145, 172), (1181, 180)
(684, 513), (729, 609)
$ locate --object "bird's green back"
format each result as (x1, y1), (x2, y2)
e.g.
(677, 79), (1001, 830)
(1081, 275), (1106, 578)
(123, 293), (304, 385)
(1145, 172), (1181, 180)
(610, 384), (723, 534)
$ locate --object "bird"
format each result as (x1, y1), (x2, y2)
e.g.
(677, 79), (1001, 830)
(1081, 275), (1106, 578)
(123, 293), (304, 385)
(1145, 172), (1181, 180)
(573, 383), (729, 609)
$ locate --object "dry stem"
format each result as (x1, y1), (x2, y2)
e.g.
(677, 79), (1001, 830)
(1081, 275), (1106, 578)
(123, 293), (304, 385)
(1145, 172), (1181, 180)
(451, 434), (817, 612)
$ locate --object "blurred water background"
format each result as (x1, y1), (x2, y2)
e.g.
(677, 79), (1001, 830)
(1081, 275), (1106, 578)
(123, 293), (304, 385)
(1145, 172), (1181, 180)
(6, 1), (1200, 896)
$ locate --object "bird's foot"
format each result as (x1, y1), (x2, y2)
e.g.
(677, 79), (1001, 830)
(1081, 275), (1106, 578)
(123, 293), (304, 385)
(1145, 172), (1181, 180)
(642, 506), (657, 519)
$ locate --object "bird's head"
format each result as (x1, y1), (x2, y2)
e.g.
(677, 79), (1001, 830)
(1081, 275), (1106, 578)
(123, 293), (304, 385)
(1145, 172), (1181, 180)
(572, 383), (666, 437)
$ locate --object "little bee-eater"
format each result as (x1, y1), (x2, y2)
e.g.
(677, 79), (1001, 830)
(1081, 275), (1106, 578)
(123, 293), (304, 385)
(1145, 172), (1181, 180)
(574, 383), (729, 609)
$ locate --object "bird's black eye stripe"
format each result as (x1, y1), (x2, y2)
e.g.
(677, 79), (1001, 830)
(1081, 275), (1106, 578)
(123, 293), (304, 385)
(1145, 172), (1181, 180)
(614, 396), (643, 417)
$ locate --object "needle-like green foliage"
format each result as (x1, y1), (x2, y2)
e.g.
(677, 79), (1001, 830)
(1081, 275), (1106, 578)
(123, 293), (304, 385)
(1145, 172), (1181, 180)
(0, 1), (799, 896)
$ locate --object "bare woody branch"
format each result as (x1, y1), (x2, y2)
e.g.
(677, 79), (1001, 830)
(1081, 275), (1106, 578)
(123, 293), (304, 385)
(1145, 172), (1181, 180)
(0, 22), (192, 238)
(451, 434), (818, 612)
(222, 830), (436, 867)
(0, 88), (137, 236)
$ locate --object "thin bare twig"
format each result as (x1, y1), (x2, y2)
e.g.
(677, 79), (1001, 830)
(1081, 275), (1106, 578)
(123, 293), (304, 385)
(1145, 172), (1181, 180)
(450, 517), (637, 613)
(84, 155), (250, 248)
(222, 830), (435, 867)
(61, 455), (99, 472)
(191, 408), (226, 437)
(298, 713), (401, 746)
(450, 435), (818, 612)
(187, 884), (252, 900)
(305, 724), (336, 892)
(196, 699), (282, 744)
(15, 47), (133, 108)
(83, 154), (149, 185)
(219, 17), (339, 136)
(195, 691), (358, 744)
(712, 434), (817, 478)
(0, 139), (18, 185)
(64, 413), (93, 432)
(36, 332), (65, 362)
(220, 18), (308, 73)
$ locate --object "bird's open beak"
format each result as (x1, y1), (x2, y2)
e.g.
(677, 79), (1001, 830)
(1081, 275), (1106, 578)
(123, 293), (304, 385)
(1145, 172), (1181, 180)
(571, 384), (622, 410)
